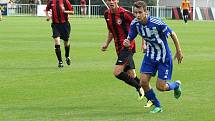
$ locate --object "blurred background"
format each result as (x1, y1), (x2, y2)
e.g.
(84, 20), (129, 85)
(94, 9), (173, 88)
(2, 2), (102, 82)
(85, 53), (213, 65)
(0, 0), (215, 20)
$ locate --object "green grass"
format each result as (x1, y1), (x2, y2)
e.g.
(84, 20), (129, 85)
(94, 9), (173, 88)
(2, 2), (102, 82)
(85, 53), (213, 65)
(0, 16), (215, 121)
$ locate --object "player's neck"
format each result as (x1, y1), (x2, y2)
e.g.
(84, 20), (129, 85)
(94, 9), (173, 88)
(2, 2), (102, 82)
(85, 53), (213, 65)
(111, 6), (119, 13)
(141, 16), (148, 25)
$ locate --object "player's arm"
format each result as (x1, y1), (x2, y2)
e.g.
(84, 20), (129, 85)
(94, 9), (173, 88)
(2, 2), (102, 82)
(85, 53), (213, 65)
(141, 38), (147, 53)
(64, 0), (74, 14)
(64, 10), (74, 14)
(45, 0), (52, 21)
(45, 10), (51, 21)
(102, 10), (113, 51)
(188, 2), (191, 13)
(170, 32), (183, 64)
(180, 2), (184, 13)
(124, 10), (135, 23)
(124, 21), (138, 47)
(159, 21), (183, 64)
(101, 31), (113, 51)
(64, 11), (74, 14)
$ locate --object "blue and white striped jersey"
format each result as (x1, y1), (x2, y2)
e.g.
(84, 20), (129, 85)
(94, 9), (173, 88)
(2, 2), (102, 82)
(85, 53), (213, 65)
(128, 16), (173, 63)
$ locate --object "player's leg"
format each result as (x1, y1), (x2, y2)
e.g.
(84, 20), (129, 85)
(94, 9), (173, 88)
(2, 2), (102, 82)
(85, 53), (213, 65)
(51, 23), (63, 67)
(124, 54), (142, 87)
(81, 7), (83, 15)
(125, 54), (149, 102)
(114, 65), (140, 90)
(140, 73), (162, 113)
(156, 59), (182, 99)
(126, 69), (144, 99)
(185, 14), (188, 23)
(156, 80), (181, 99)
(183, 10), (186, 23)
(140, 57), (162, 113)
(61, 21), (71, 65)
(127, 69), (153, 106)
(54, 37), (63, 68)
(84, 7), (86, 15)
(64, 40), (71, 65)
(114, 50), (141, 91)
(184, 10), (188, 24)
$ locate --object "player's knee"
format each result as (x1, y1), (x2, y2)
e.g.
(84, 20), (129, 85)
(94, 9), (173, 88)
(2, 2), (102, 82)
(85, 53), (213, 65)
(156, 86), (165, 91)
(128, 74), (135, 78)
(55, 45), (61, 50)
(114, 70), (121, 77)
(63, 38), (69, 42)
(140, 79), (148, 87)
(127, 71), (136, 78)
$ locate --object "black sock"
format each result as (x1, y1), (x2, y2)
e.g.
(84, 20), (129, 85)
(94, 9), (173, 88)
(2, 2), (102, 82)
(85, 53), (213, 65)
(183, 16), (186, 23)
(115, 72), (141, 90)
(185, 15), (188, 23)
(65, 44), (70, 58)
(55, 45), (62, 62)
(145, 89), (161, 107)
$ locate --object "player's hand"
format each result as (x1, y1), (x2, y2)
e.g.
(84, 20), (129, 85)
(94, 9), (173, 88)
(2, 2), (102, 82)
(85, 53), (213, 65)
(60, 4), (65, 12)
(141, 44), (146, 53)
(46, 16), (51, 21)
(101, 42), (108, 51)
(174, 50), (183, 64)
(123, 39), (130, 47)
(62, 7), (65, 12)
(141, 48), (147, 53)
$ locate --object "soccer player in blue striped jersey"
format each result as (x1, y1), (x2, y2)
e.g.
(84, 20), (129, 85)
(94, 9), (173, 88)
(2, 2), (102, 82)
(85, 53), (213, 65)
(124, 1), (183, 113)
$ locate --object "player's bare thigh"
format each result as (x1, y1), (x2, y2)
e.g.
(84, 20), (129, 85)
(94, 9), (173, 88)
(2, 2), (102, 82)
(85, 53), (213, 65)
(114, 64), (125, 76)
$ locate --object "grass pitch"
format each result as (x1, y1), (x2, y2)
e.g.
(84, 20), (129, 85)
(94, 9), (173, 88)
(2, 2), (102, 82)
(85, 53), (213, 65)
(0, 17), (215, 121)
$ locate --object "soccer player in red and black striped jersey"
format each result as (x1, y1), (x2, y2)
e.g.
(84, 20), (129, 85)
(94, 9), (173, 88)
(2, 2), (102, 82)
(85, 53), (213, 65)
(101, 0), (152, 107)
(45, 0), (74, 68)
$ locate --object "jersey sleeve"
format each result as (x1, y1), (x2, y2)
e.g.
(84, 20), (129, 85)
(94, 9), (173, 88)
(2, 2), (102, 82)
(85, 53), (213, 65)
(104, 10), (112, 33)
(158, 21), (173, 38)
(127, 20), (138, 41)
(46, 0), (52, 11)
(65, 0), (73, 11)
(124, 10), (135, 23)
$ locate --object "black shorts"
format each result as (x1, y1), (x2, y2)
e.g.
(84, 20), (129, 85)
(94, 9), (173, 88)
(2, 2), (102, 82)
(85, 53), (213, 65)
(51, 21), (71, 41)
(116, 49), (135, 71)
(183, 9), (189, 16)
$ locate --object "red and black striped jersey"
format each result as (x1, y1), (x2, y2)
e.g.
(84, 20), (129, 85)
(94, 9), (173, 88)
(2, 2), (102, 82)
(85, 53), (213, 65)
(46, 0), (73, 23)
(104, 7), (136, 55)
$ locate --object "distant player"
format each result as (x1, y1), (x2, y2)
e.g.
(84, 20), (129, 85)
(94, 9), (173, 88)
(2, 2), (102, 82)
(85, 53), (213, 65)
(101, 0), (152, 107)
(124, 1), (183, 113)
(0, 10), (2, 21)
(80, 0), (86, 16)
(45, 0), (74, 68)
(181, 0), (191, 24)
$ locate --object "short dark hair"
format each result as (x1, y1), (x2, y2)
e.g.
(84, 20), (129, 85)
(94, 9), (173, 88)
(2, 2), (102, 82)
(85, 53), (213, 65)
(134, 1), (147, 11)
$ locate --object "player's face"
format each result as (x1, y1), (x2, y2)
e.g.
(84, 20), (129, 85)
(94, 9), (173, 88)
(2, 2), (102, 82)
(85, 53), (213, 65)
(106, 0), (118, 9)
(134, 7), (147, 21)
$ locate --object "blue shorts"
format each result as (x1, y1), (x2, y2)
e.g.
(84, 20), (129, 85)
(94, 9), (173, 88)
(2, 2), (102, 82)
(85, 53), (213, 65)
(140, 56), (173, 80)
